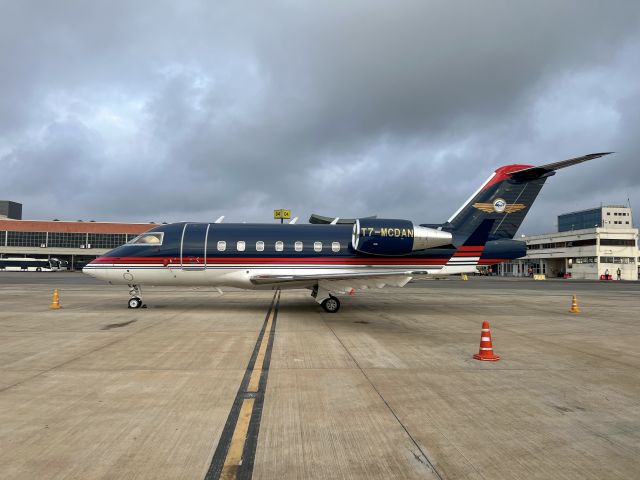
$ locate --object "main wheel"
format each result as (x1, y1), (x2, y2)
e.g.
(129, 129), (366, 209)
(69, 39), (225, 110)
(321, 296), (340, 313)
(128, 297), (142, 309)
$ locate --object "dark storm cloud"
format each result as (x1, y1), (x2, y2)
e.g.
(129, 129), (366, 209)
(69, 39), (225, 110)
(1, 1), (640, 233)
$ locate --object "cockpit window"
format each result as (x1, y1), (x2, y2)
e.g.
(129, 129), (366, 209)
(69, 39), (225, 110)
(128, 232), (164, 245)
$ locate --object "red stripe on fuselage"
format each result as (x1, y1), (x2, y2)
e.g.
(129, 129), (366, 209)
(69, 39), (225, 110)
(452, 247), (484, 257)
(89, 256), (451, 266)
(457, 246), (485, 252)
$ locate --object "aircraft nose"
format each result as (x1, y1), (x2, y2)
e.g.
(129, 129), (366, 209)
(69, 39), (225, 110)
(82, 257), (101, 277)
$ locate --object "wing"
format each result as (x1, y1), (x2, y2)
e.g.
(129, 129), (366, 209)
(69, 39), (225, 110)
(250, 270), (431, 292)
(472, 203), (495, 213)
(320, 274), (415, 293)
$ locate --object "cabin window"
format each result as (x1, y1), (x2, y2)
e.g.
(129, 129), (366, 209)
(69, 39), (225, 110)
(294, 241), (303, 252)
(217, 241), (226, 252)
(256, 241), (264, 252)
(129, 232), (163, 245)
(331, 241), (340, 252)
(275, 241), (284, 252)
(314, 241), (322, 252)
(237, 241), (245, 252)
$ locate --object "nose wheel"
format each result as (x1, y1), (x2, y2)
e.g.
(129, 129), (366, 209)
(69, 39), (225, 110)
(128, 297), (142, 309)
(127, 284), (145, 309)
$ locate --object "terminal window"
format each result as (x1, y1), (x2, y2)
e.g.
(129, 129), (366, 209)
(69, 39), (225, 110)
(600, 239), (636, 246)
(88, 233), (128, 249)
(600, 257), (635, 264)
(48, 232), (86, 248)
(558, 208), (602, 231)
(6, 231), (47, 247)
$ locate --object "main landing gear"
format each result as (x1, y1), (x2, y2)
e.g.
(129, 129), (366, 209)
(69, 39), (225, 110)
(128, 284), (146, 309)
(321, 296), (340, 313)
(312, 285), (341, 313)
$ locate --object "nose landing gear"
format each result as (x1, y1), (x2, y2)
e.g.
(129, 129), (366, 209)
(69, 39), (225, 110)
(128, 297), (142, 309)
(128, 284), (145, 309)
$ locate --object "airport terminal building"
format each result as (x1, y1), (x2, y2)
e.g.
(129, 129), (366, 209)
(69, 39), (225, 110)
(0, 201), (154, 270)
(497, 205), (639, 280)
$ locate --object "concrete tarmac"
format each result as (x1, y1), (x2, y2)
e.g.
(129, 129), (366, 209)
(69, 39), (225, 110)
(1, 273), (639, 479)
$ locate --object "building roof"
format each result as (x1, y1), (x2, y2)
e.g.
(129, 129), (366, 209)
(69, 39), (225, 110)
(0, 219), (154, 234)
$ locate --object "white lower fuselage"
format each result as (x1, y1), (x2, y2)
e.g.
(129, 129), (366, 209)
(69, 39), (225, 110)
(83, 263), (468, 289)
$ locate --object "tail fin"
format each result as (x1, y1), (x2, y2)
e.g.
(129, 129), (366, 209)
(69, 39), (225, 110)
(443, 152), (612, 240)
(446, 219), (495, 268)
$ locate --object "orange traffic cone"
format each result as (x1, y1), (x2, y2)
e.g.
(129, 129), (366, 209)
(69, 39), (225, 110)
(473, 321), (500, 361)
(50, 289), (61, 309)
(569, 295), (580, 313)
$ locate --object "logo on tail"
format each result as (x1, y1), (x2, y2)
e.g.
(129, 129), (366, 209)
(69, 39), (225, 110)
(473, 198), (526, 214)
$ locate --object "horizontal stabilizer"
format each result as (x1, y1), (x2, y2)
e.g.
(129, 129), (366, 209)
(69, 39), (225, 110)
(509, 152), (613, 181)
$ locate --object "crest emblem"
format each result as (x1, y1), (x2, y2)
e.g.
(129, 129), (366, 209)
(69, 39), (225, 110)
(473, 198), (526, 214)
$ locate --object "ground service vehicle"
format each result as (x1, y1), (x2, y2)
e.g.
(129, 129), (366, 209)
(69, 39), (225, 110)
(0, 257), (60, 272)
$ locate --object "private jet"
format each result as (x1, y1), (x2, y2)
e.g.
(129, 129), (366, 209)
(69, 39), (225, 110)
(83, 152), (611, 312)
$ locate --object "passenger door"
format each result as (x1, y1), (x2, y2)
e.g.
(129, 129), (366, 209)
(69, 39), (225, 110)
(181, 223), (209, 270)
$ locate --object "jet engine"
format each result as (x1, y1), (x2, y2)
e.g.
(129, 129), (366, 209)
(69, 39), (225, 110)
(352, 218), (453, 256)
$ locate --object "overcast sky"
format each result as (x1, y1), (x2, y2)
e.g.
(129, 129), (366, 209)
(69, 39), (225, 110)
(1, 1), (640, 234)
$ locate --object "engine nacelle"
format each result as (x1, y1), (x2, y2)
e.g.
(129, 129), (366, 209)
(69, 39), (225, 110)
(352, 218), (453, 256)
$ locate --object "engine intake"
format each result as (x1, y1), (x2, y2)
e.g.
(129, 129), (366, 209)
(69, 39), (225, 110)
(352, 219), (452, 256)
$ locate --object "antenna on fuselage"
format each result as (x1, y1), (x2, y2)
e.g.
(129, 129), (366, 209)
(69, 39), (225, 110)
(330, 217), (340, 225)
(214, 216), (225, 223)
(289, 217), (298, 224)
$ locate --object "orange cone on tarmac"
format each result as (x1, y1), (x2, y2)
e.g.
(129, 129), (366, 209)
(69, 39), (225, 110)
(473, 321), (500, 361)
(50, 289), (61, 309)
(569, 295), (580, 313)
